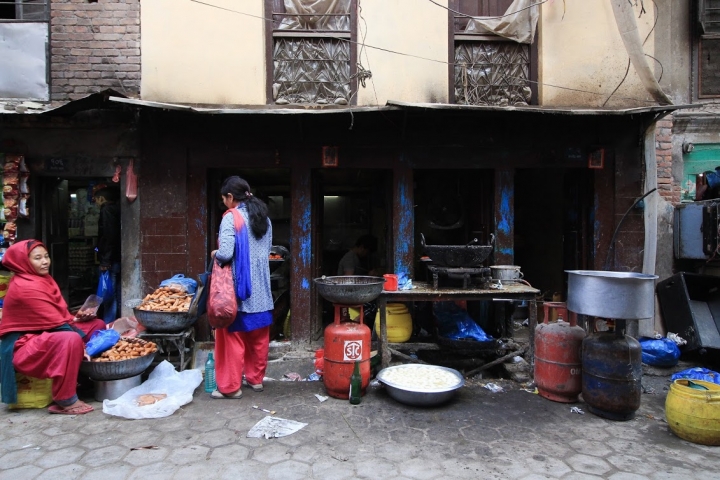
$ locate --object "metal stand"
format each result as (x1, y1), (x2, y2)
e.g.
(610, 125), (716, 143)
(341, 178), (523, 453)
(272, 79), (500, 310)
(139, 327), (195, 371)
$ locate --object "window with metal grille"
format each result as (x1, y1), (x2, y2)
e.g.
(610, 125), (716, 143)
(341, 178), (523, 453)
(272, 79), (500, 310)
(0, 0), (48, 21)
(265, 0), (357, 105)
(698, 0), (720, 97)
(449, 0), (536, 106)
(699, 0), (720, 34)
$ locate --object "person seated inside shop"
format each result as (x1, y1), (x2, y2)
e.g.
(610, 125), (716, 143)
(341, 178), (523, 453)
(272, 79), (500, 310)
(0, 240), (105, 415)
(337, 234), (379, 276)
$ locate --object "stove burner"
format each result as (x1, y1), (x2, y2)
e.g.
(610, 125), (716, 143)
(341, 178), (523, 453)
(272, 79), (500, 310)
(426, 265), (491, 289)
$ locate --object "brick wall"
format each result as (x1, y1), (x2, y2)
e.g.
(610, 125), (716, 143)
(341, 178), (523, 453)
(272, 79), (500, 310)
(50, 0), (140, 103)
(655, 117), (680, 205)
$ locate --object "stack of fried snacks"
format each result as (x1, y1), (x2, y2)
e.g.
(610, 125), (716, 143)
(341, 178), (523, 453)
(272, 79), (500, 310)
(137, 286), (192, 312)
(93, 337), (157, 362)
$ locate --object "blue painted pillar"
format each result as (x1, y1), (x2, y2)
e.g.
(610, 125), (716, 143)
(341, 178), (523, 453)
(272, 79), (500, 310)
(290, 166), (313, 343)
(393, 165), (414, 281)
(494, 168), (515, 265)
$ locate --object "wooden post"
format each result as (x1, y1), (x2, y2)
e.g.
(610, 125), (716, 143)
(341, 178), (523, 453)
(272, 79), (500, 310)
(392, 164), (414, 279)
(290, 166), (313, 344)
(494, 168), (515, 265)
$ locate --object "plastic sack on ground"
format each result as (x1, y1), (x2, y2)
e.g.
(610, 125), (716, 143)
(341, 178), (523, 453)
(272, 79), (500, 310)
(159, 274), (197, 295)
(85, 329), (121, 357)
(433, 301), (493, 342)
(102, 360), (203, 419)
(671, 367), (720, 385)
(639, 337), (681, 367)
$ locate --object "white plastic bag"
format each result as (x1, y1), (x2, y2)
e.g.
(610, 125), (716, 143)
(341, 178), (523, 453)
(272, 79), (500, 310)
(102, 360), (202, 419)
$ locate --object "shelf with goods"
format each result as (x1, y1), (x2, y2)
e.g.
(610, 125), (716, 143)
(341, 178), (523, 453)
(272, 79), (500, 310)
(0, 154), (31, 257)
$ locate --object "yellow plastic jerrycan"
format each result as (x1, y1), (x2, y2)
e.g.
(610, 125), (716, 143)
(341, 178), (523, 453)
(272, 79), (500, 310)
(374, 303), (412, 343)
(666, 379), (720, 445)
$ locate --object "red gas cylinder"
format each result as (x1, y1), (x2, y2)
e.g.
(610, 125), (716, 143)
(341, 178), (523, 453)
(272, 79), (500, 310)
(534, 302), (586, 403)
(323, 305), (371, 399)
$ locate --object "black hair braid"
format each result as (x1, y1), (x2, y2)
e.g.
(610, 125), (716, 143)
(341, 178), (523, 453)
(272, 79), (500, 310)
(246, 196), (269, 239)
(220, 176), (269, 239)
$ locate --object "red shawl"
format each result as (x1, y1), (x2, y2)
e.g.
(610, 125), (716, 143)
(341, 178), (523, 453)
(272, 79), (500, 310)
(0, 239), (73, 336)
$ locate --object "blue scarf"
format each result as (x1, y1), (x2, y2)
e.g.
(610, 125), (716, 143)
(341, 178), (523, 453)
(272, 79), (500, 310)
(227, 207), (251, 301)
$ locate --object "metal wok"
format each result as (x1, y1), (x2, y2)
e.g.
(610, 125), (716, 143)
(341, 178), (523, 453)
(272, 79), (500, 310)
(126, 298), (198, 333)
(314, 276), (385, 305)
(420, 233), (494, 267)
(81, 351), (156, 381)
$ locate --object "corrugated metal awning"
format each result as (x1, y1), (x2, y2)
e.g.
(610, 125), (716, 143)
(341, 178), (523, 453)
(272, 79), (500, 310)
(107, 96), (698, 117)
(0, 89), (126, 115)
(2, 91), (699, 118)
(385, 100), (698, 116)
(109, 96), (399, 115)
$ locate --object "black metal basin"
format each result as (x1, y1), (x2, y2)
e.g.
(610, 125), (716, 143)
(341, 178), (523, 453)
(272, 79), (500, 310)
(81, 351), (156, 381)
(126, 299), (198, 333)
(314, 276), (385, 305)
(420, 233), (493, 267)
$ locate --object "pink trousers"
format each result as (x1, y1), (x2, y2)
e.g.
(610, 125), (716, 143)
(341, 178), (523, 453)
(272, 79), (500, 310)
(13, 319), (105, 403)
(214, 325), (270, 394)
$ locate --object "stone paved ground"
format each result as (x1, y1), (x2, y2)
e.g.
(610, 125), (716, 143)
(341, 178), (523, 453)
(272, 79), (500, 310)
(1, 353), (719, 480)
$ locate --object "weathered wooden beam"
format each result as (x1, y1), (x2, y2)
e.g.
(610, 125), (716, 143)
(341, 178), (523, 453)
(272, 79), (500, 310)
(463, 346), (527, 378)
(393, 164), (414, 279)
(290, 166), (313, 344)
(389, 348), (428, 364)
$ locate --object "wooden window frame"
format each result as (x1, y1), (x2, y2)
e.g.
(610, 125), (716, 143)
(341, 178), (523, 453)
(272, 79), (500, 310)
(447, 0), (538, 105)
(0, 0), (49, 22)
(264, 0), (358, 106)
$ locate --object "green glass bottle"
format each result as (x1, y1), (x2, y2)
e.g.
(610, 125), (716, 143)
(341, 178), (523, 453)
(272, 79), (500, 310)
(349, 360), (362, 404)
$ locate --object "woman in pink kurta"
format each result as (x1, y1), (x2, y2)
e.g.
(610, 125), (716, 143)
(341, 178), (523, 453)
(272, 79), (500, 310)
(0, 240), (105, 414)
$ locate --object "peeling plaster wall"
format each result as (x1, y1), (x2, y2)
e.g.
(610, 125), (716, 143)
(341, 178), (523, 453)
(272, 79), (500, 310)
(141, 0), (265, 105)
(356, 0), (448, 105)
(539, 0), (656, 108)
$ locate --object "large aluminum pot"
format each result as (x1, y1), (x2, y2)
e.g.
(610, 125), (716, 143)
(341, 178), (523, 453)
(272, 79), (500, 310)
(566, 270), (658, 319)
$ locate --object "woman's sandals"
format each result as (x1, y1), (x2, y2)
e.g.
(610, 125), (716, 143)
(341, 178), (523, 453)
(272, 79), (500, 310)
(210, 389), (243, 399)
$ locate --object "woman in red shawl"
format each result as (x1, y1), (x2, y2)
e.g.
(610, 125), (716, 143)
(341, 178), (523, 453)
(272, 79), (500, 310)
(0, 240), (105, 414)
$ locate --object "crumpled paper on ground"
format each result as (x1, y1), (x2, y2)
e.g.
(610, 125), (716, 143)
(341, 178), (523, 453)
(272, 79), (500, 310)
(247, 416), (308, 439)
(484, 383), (504, 393)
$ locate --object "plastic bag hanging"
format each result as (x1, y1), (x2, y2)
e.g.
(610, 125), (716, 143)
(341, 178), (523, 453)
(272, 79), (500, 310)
(97, 270), (114, 303)
(126, 158), (137, 202)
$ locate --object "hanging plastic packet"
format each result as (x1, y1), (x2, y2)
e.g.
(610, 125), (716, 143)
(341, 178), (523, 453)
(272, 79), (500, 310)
(126, 158), (137, 202)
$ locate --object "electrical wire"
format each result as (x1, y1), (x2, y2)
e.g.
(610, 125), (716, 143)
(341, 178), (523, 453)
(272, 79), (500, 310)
(188, 0), (671, 106)
(427, 0), (550, 20)
(603, 188), (658, 271)
(602, 0), (661, 107)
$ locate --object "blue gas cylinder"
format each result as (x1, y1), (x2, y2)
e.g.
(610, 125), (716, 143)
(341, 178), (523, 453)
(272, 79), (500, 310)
(582, 331), (642, 421)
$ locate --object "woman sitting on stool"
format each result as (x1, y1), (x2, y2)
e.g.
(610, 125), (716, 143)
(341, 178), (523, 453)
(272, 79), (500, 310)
(0, 240), (105, 415)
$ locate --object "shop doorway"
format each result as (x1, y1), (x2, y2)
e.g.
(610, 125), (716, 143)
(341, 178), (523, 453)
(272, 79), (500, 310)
(36, 177), (119, 308)
(208, 169), (292, 340)
(314, 168), (391, 328)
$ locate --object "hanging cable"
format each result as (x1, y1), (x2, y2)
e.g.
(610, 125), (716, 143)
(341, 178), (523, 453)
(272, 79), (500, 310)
(603, 188), (658, 271)
(188, 0), (671, 106)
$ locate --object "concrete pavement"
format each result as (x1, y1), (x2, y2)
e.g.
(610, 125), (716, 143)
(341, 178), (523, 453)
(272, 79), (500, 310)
(1, 351), (719, 480)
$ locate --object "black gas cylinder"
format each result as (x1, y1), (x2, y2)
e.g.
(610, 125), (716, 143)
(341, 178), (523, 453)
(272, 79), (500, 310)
(581, 330), (642, 421)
